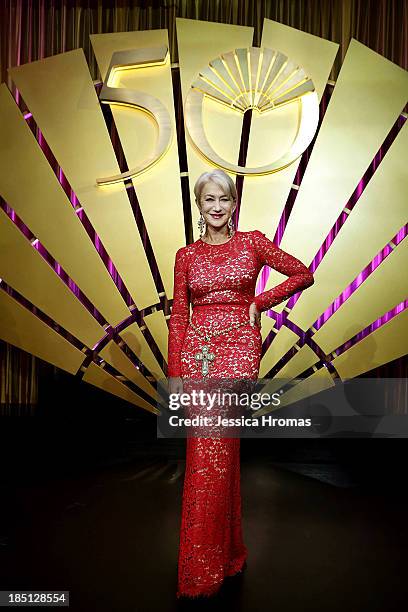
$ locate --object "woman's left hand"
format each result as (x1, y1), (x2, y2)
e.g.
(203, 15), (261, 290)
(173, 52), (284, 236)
(249, 302), (261, 329)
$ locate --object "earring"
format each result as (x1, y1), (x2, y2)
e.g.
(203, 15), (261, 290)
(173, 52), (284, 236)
(227, 215), (234, 237)
(198, 211), (206, 237)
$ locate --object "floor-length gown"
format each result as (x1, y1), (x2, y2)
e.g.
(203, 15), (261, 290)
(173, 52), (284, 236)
(167, 229), (314, 598)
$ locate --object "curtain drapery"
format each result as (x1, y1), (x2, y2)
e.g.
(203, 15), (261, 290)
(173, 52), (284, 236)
(1, 0), (407, 87)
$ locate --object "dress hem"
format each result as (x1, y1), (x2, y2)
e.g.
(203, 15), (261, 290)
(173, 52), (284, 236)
(176, 582), (223, 599)
(176, 555), (247, 599)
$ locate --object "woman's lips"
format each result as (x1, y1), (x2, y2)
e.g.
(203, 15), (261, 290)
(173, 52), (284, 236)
(210, 214), (224, 218)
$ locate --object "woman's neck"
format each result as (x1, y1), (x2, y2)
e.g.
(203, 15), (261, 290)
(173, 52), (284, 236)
(201, 227), (231, 244)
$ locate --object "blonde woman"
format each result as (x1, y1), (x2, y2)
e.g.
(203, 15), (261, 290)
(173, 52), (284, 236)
(168, 168), (314, 599)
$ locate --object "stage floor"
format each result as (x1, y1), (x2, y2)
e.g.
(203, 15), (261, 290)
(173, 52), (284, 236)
(0, 455), (407, 611)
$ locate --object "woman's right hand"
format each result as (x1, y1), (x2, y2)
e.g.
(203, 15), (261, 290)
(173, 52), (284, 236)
(168, 376), (184, 396)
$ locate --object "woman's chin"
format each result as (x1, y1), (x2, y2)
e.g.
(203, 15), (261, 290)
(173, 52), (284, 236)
(206, 220), (227, 230)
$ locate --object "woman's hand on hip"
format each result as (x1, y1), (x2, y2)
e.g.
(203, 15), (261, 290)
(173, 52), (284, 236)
(168, 376), (184, 396)
(249, 302), (261, 328)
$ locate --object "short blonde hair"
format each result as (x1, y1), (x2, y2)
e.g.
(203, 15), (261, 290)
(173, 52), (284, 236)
(194, 169), (237, 203)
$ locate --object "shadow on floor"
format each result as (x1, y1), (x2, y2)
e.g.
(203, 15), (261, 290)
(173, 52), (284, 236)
(0, 453), (407, 612)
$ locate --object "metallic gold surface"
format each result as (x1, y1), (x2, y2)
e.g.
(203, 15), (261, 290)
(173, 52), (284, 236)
(90, 31), (185, 300)
(176, 18), (254, 240)
(185, 47), (319, 175)
(0, 289), (85, 375)
(313, 238), (408, 355)
(238, 18), (338, 242)
(260, 315), (276, 343)
(8, 49), (159, 311)
(261, 344), (319, 395)
(259, 326), (299, 378)
(119, 322), (165, 380)
(278, 367), (335, 409)
(99, 340), (158, 401)
(332, 308), (408, 380)
(2, 20), (406, 407)
(96, 46), (172, 184)
(0, 209), (104, 348)
(0, 83), (132, 327)
(82, 362), (160, 413)
(288, 121), (408, 332)
(143, 310), (171, 360)
(261, 38), (408, 314)
(106, 45), (169, 81)
(254, 367), (335, 416)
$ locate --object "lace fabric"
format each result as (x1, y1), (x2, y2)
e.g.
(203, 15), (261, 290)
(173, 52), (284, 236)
(168, 230), (314, 598)
(168, 230), (314, 378)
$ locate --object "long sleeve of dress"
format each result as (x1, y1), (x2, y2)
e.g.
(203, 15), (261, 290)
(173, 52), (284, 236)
(251, 230), (314, 312)
(167, 247), (190, 378)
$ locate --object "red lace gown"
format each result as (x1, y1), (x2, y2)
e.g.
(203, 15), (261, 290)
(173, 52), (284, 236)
(167, 229), (314, 598)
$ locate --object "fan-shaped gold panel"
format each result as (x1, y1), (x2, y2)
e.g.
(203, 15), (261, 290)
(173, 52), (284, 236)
(82, 362), (160, 414)
(8, 49), (159, 311)
(260, 315), (276, 343)
(0, 19), (405, 411)
(278, 368), (335, 409)
(0, 290), (85, 375)
(144, 310), (171, 360)
(313, 239), (408, 354)
(254, 368), (335, 416)
(176, 17), (254, 239)
(259, 326), (299, 378)
(119, 322), (165, 380)
(0, 84), (132, 327)
(99, 340), (158, 401)
(0, 209), (104, 349)
(239, 18), (338, 236)
(332, 308), (408, 380)
(261, 344), (319, 395)
(288, 121), (408, 332)
(90, 31), (186, 299)
(262, 38), (408, 314)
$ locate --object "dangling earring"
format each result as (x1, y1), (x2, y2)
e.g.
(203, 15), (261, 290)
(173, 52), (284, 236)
(227, 215), (235, 237)
(198, 211), (206, 237)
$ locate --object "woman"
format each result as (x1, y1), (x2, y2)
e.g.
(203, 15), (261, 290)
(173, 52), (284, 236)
(167, 169), (314, 599)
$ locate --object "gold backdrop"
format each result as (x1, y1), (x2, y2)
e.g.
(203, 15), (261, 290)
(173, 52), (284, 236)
(0, 1), (407, 412)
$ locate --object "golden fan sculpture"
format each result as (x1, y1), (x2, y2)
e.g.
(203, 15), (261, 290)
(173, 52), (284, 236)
(185, 47), (319, 175)
(0, 20), (407, 419)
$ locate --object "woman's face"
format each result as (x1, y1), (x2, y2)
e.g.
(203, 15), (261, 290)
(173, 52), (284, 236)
(198, 180), (236, 231)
